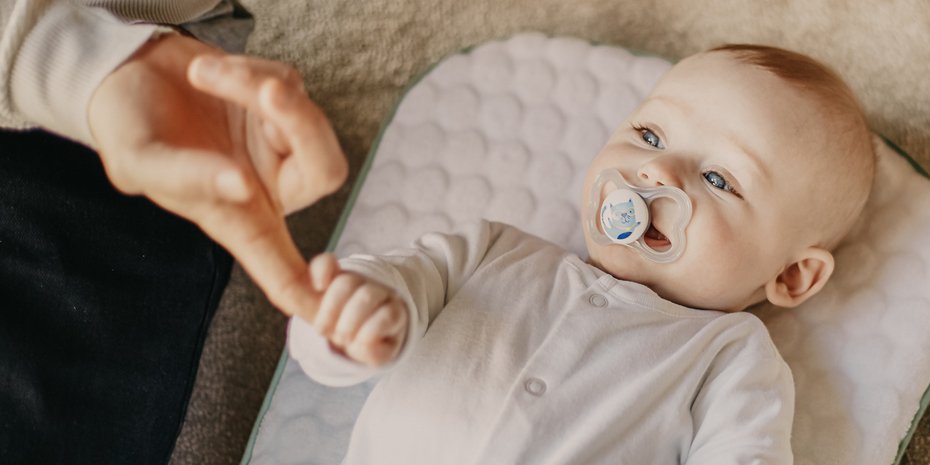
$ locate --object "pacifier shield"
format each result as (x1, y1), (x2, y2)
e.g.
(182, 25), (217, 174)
(599, 188), (650, 245)
(586, 168), (693, 263)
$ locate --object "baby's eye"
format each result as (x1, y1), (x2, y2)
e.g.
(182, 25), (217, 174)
(704, 171), (728, 190)
(703, 170), (742, 198)
(642, 129), (662, 148)
(630, 123), (665, 149)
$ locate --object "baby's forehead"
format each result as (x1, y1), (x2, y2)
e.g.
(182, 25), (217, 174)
(658, 54), (833, 139)
(665, 49), (856, 123)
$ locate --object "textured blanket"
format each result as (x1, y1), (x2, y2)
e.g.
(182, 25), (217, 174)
(169, 1), (930, 464)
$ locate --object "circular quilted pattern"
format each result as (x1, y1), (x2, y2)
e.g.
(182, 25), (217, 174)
(248, 34), (930, 465)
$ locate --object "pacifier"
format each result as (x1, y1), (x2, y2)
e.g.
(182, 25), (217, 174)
(586, 169), (692, 263)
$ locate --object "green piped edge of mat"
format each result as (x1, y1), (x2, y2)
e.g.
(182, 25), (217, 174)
(888, 132), (930, 465)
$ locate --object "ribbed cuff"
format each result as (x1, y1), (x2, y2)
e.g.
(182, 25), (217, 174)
(9, 2), (167, 147)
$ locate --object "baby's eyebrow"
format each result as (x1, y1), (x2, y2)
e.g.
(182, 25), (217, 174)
(645, 95), (694, 117)
(644, 95), (768, 187)
(727, 133), (767, 180)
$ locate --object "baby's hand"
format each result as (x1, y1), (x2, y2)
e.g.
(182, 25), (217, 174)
(307, 253), (408, 367)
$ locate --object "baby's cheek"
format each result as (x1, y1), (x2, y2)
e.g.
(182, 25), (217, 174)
(677, 215), (760, 308)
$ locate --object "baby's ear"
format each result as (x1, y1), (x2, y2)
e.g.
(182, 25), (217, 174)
(764, 247), (835, 308)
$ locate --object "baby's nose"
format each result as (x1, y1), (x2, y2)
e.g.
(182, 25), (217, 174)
(637, 156), (684, 188)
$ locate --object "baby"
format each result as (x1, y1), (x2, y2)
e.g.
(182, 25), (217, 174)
(288, 44), (875, 464)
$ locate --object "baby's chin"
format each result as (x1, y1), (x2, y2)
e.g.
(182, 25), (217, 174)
(586, 252), (694, 307)
(584, 239), (656, 285)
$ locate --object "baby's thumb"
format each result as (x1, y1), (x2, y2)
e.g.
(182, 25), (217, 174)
(309, 253), (340, 292)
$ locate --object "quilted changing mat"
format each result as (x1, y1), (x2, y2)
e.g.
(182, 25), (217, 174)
(242, 34), (930, 465)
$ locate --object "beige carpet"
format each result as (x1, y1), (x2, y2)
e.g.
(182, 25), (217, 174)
(169, 1), (930, 464)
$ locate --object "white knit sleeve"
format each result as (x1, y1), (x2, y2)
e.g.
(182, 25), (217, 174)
(0, 0), (218, 146)
(685, 325), (796, 465)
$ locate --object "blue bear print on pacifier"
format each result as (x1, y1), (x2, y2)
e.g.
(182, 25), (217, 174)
(599, 191), (648, 245)
(602, 198), (642, 241)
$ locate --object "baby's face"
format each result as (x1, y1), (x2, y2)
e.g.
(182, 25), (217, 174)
(582, 52), (826, 312)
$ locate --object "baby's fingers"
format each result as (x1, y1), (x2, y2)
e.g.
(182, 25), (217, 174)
(349, 299), (408, 367)
(356, 298), (408, 343)
(308, 253), (340, 292)
(314, 273), (363, 338)
(333, 282), (391, 346)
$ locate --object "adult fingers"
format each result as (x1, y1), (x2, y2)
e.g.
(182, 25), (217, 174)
(133, 148), (319, 322)
(259, 80), (348, 211)
(126, 148), (320, 322)
(189, 56), (347, 212)
(244, 112), (285, 212)
(262, 118), (288, 155)
(187, 54), (304, 114)
(198, 199), (320, 320)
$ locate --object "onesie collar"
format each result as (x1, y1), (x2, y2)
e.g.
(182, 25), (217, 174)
(569, 254), (722, 318)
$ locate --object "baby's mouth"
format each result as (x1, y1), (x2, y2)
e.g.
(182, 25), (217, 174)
(643, 223), (671, 250)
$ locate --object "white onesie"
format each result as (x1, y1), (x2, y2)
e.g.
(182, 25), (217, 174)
(289, 220), (794, 465)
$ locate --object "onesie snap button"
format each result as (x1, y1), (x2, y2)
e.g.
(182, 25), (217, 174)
(588, 293), (608, 307)
(524, 377), (547, 396)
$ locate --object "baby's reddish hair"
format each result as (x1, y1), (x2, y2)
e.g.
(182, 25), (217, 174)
(709, 44), (866, 127)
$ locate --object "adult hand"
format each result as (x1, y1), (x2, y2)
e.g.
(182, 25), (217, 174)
(87, 33), (348, 320)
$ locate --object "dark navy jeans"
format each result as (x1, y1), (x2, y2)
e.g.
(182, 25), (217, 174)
(0, 130), (232, 464)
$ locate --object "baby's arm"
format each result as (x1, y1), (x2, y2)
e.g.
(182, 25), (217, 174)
(289, 220), (502, 386)
(685, 341), (795, 464)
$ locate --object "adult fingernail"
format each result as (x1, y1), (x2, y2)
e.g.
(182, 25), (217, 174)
(195, 56), (221, 81)
(265, 82), (293, 111)
(215, 170), (250, 202)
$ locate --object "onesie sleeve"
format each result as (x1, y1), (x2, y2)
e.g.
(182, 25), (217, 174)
(1, 0), (218, 146)
(288, 220), (505, 386)
(685, 327), (795, 465)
